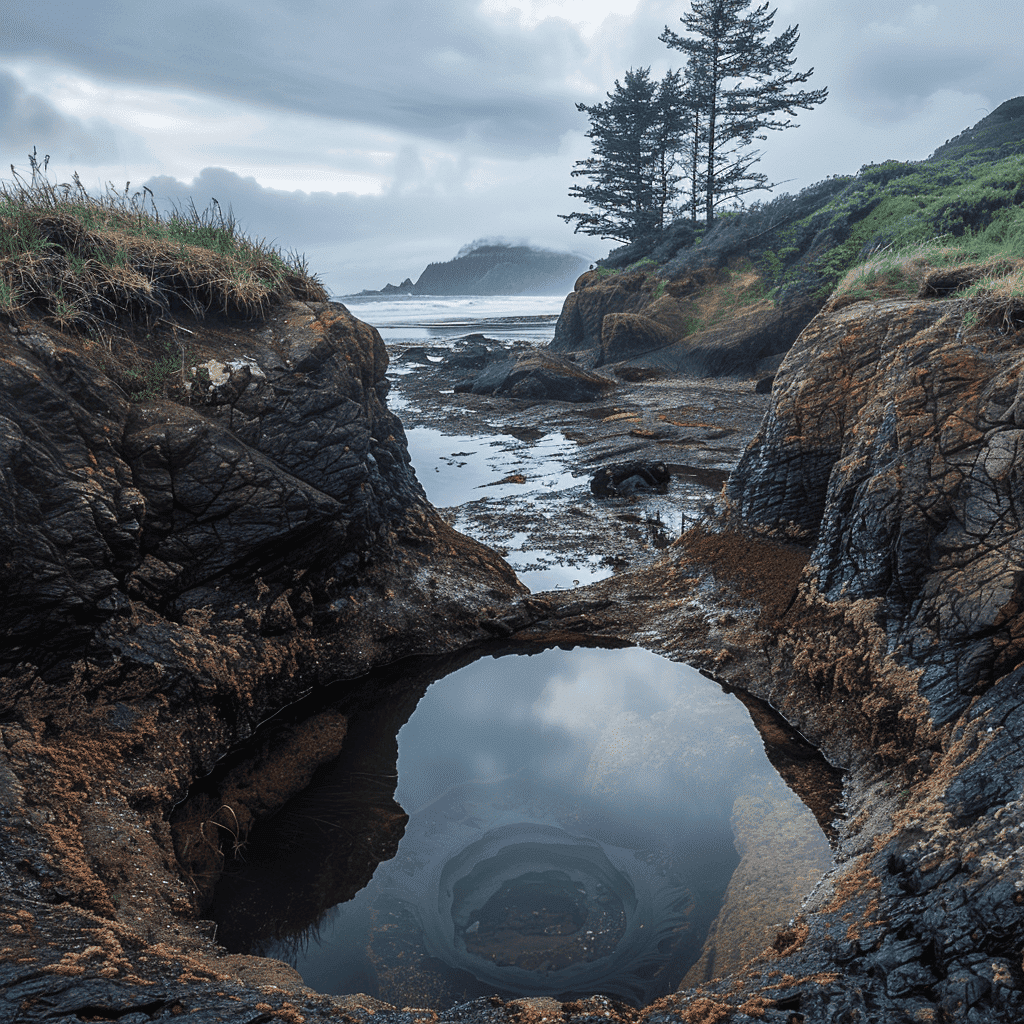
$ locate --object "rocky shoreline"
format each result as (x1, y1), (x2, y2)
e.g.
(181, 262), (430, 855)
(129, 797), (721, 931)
(3, 280), (1024, 1022)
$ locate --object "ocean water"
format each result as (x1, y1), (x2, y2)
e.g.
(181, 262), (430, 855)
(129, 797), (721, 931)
(337, 293), (567, 347)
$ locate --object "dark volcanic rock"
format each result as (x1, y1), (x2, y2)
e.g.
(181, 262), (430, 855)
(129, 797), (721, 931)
(590, 462), (670, 497)
(705, 287), (1024, 1019)
(0, 302), (527, 1020)
(454, 350), (612, 402)
(442, 334), (508, 369)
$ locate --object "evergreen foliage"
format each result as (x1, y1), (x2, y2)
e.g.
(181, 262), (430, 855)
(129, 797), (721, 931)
(562, 1), (827, 239)
(660, 0), (827, 225)
(559, 68), (687, 243)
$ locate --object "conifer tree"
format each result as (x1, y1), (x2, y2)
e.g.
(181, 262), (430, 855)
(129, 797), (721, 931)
(560, 68), (687, 244)
(661, 0), (827, 225)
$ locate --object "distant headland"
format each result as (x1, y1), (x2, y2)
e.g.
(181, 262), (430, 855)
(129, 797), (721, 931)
(358, 240), (591, 296)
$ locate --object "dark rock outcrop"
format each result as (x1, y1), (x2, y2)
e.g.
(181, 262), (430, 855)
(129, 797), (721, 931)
(590, 462), (670, 497)
(441, 334), (509, 370)
(0, 302), (527, 1017)
(454, 349), (612, 402)
(701, 289), (1024, 1020)
(551, 266), (821, 377)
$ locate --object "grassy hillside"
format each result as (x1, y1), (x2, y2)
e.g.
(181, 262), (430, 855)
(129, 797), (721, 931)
(597, 97), (1024, 313)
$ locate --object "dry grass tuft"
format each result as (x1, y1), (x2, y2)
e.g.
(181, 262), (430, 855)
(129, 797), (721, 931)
(834, 238), (963, 302)
(834, 236), (1024, 317)
(0, 151), (327, 336)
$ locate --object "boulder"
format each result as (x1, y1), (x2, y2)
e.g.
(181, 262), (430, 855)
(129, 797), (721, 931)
(550, 270), (654, 353)
(442, 334), (508, 369)
(455, 350), (612, 402)
(590, 462), (671, 497)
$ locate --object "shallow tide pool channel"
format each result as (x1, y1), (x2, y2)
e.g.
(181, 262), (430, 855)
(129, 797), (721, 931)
(205, 298), (834, 1007)
(350, 293), (706, 591)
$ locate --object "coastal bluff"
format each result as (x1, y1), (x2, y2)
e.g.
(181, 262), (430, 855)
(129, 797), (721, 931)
(4, 278), (1024, 1023)
(571, 283), (1024, 1021)
(0, 301), (528, 1016)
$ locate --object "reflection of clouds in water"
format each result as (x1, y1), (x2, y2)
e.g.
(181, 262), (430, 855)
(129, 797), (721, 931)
(249, 646), (829, 1006)
(467, 749), (502, 782)
(532, 648), (686, 739)
(535, 653), (768, 822)
(396, 651), (590, 813)
(397, 646), (767, 828)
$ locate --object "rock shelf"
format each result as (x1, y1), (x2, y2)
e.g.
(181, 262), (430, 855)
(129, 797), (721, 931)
(3, 286), (1024, 1022)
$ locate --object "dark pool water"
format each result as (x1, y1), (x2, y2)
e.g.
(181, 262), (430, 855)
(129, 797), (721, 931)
(210, 646), (831, 1008)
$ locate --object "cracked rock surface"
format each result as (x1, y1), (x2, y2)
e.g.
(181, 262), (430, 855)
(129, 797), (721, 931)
(5, 287), (1024, 1023)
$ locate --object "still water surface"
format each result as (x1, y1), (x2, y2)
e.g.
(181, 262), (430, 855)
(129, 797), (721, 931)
(216, 646), (830, 1008)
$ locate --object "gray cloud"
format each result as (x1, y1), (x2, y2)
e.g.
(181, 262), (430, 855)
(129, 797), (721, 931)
(1, 0), (598, 156)
(142, 166), (606, 296)
(0, 68), (126, 169)
(3, 0), (1020, 299)
(786, 0), (1017, 121)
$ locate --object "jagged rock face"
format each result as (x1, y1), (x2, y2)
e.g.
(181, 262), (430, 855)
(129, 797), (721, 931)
(729, 295), (1024, 724)
(0, 303), (426, 657)
(0, 302), (526, 1012)
(708, 293), (1024, 1019)
(551, 267), (821, 376)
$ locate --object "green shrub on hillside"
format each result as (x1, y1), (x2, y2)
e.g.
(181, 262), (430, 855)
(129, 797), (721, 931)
(597, 115), (1024, 311)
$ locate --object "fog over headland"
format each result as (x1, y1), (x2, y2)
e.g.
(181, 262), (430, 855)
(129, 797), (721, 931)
(0, 0), (1017, 294)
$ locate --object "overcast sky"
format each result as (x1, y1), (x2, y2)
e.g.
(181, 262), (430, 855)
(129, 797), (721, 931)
(1, 1), (1017, 295)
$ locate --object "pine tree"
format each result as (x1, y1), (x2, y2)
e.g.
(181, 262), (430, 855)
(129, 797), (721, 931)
(661, 0), (827, 225)
(560, 68), (688, 244)
(651, 68), (690, 230)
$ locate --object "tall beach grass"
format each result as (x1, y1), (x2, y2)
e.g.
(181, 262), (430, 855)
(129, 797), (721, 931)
(0, 150), (327, 336)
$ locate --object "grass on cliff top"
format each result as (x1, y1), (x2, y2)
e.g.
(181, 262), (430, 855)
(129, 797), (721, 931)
(769, 152), (1024, 298)
(832, 223), (1024, 334)
(835, 209), (1024, 300)
(0, 154), (328, 338)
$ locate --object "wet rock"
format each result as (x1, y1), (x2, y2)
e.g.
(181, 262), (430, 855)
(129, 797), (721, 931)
(442, 334), (509, 369)
(0, 302), (526, 1019)
(455, 351), (612, 403)
(398, 344), (448, 363)
(590, 462), (670, 497)
(454, 355), (517, 394)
